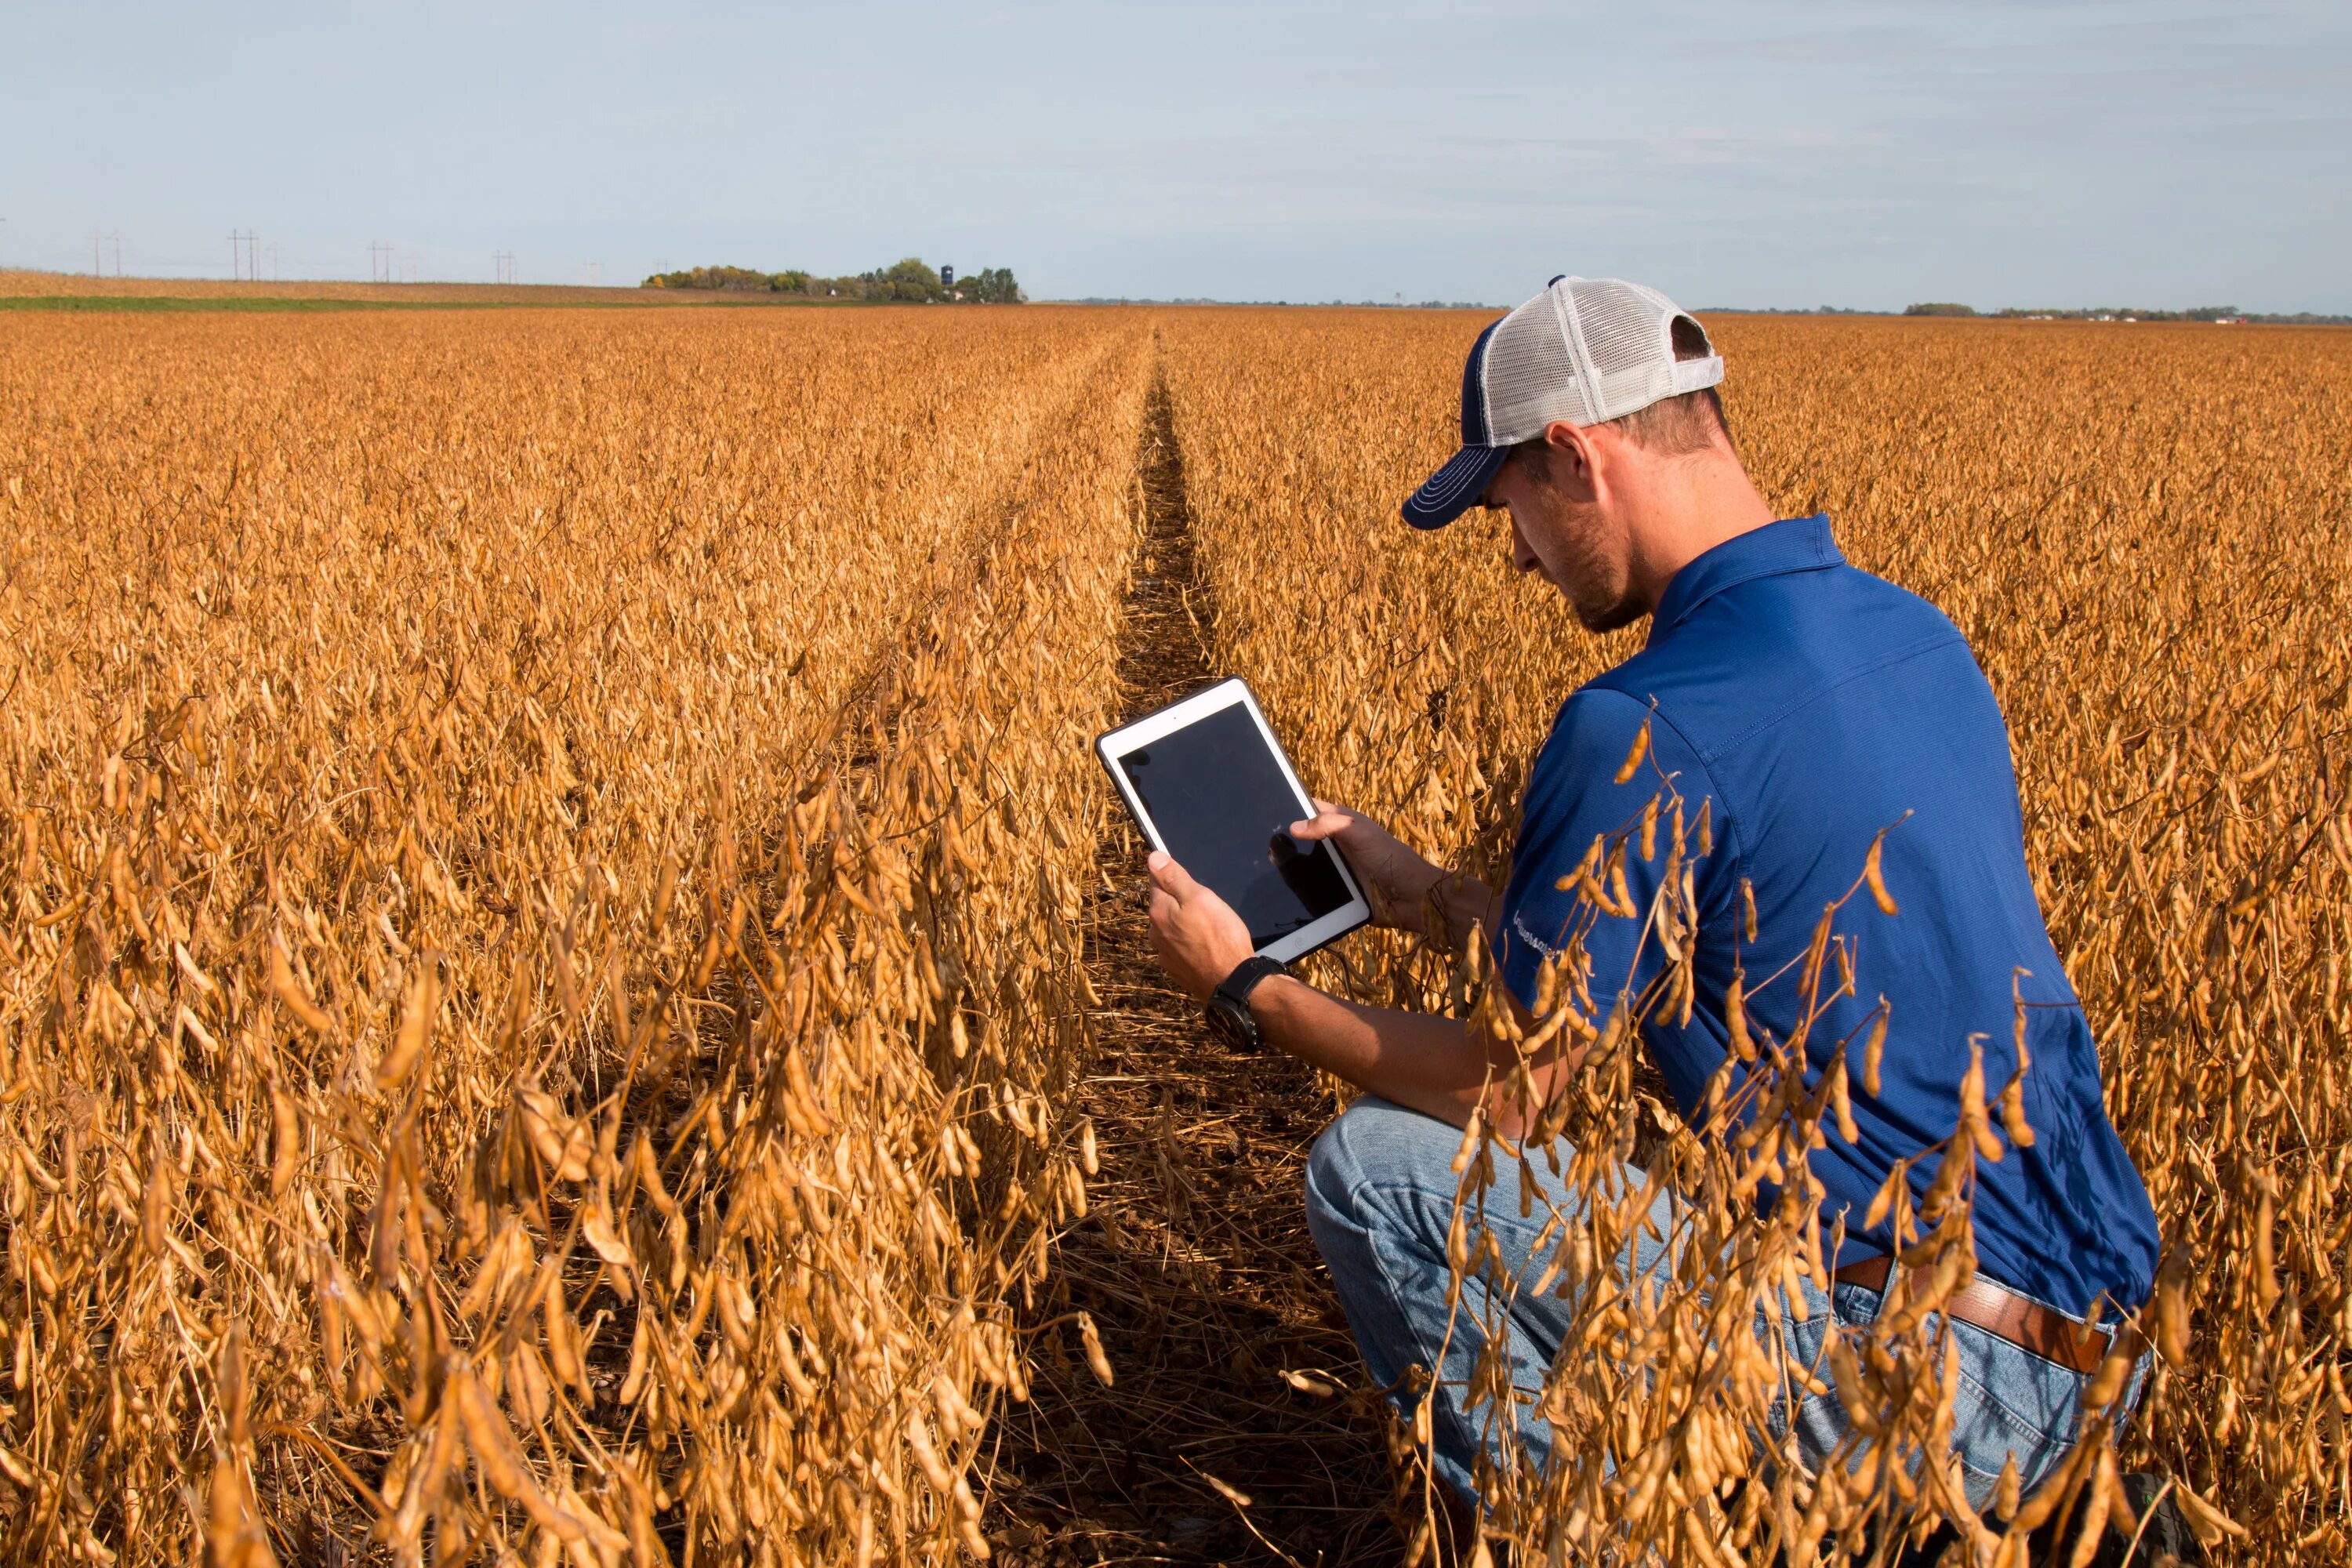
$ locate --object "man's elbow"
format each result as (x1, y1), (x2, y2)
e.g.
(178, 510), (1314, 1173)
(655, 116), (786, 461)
(1478, 1030), (1584, 1145)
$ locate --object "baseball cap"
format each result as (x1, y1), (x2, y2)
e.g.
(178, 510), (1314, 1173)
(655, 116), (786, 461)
(1400, 276), (1726, 529)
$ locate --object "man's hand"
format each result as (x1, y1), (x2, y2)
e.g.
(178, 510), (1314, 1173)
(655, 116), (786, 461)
(1145, 851), (1256, 1000)
(1291, 799), (1503, 949)
(1287, 799), (1450, 933)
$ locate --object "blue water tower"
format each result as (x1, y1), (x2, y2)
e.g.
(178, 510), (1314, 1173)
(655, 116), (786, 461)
(941, 265), (956, 288)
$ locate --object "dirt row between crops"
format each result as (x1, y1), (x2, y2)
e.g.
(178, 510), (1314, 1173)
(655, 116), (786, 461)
(982, 366), (1407, 1565)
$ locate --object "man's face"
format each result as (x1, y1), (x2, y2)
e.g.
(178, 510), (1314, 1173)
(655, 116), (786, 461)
(1478, 437), (1644, 633)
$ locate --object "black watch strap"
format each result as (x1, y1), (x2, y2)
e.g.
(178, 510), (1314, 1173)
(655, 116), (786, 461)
(1205, 955), (1289, 1051)
(1216, 955), (1289, 1009)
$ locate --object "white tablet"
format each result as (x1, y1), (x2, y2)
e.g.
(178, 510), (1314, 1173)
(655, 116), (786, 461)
(1095, 677), (1371, 964)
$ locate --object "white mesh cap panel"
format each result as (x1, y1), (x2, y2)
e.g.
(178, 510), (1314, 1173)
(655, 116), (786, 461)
(1479, 274), (1725, 440)
(1571, 278), (1681, 422)
(1481, 294), (1586, 440)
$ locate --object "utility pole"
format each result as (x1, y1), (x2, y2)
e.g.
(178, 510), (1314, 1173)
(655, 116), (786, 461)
(95, 231), (103, 276)
(494, 250), (516, 285)
(369, 241), (394, 284)
(230, 230), (259, 281)
(113, 234), (124, 276)
(266, 242), (280, 281)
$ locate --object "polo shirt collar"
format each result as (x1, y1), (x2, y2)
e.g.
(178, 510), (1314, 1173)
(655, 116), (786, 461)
(1649, 513), (1842, 642)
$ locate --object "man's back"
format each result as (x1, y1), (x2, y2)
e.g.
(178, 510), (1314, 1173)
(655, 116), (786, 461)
(1497, 513), (2159, 1316)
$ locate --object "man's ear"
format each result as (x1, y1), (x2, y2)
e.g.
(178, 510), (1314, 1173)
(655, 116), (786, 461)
(1541, 421), (1602, 502)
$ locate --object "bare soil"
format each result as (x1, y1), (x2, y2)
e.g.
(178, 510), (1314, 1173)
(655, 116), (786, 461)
(982, 372), (1406, 1566)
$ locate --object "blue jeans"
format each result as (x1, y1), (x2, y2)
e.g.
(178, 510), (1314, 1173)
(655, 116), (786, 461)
(1304, 1096), (2143, 1512)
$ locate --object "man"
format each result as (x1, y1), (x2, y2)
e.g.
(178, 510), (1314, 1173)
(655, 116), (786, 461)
(1142, 276), (2160, 1511)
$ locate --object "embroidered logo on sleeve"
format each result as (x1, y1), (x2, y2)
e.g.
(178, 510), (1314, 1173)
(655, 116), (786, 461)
(1512, 911), (1560, 960)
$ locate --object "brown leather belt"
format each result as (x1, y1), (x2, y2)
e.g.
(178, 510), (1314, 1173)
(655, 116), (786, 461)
(1832, 1254), (2146, 1377)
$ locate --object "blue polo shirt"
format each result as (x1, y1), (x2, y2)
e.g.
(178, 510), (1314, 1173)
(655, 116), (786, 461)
(1494, 514), (2158, 1318)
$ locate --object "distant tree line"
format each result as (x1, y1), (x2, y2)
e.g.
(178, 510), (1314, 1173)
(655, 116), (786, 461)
(641, 258), (1022, 303)
(1986, 304), (2256, 323)
(1902, 301), (2344, 325)
(1066, 296), (1494, 308)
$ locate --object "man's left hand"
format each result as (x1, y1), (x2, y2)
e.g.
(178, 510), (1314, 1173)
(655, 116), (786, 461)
(1145, 851), (1256, 1000)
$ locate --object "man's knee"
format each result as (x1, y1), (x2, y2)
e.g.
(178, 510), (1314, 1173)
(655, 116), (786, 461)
(1305, 1094), (1468, 1236)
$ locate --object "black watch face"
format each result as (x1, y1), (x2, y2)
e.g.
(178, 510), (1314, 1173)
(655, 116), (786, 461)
(1205, 997), (1254, 1051)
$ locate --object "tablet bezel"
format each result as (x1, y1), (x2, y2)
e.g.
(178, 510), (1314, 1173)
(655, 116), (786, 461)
(1094, 677), (1372, 964)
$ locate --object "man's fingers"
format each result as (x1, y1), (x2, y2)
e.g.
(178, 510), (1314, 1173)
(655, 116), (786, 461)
(1139, 850), (1256, 1000)
(1148, 850), (1201, 898)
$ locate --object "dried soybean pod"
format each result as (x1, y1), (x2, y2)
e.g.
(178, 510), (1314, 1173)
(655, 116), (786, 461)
(1863, 837), (1899, 916)
(1076, 1311), (1113, 1387)
(2152, 1247), (2196, 1365)
(1725, 976), (1749, 1068)
(270, 935), (333, 1034)
(269, 1080), (300, 1198)
(1999, 1078), (2037, 1150)
(1614, 718), (1652, 785)
(1830, 1057), (1860, 1143)
(376, 955), (438, 1090)
(650, 847), (679, 935)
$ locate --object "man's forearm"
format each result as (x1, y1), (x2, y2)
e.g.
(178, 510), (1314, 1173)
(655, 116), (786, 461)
(1141, 834), (1541, 1130)
(1429, 871), (1504, 953)
(1250, 975), (1501, 1131)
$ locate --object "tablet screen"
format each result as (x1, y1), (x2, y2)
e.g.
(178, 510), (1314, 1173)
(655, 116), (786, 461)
(1116, 701), (1355, 946)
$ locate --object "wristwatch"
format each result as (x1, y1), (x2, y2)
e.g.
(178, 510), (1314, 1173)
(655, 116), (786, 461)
(1204, 955), (1289, 1052)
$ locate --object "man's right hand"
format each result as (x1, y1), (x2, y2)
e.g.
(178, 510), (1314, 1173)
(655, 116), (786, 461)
(1289, 799), (1452, 934)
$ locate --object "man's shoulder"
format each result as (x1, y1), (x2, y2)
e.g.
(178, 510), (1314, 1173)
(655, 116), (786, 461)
(1632, 557), (1965, 678)
(1584, 561), (1972, 764)
(1537, 683), (1664, 765)
(1526, 684), (1715, 818)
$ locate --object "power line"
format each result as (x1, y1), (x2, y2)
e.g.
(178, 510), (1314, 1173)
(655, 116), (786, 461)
(494, 250), (516, 285)
(369, 241), (394, 284)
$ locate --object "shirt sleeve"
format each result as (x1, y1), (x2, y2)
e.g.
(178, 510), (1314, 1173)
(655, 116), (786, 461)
(1492, 688), (1730, 1032)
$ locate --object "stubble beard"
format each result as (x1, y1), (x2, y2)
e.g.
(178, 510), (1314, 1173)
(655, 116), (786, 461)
(1552, 506), (1642, 633)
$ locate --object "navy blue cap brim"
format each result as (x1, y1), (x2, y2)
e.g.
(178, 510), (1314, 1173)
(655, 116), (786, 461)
(1400, 443), (1508, 530)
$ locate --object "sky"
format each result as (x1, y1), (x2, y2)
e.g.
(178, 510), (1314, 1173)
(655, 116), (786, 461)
(4, 1), (2348, 311)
